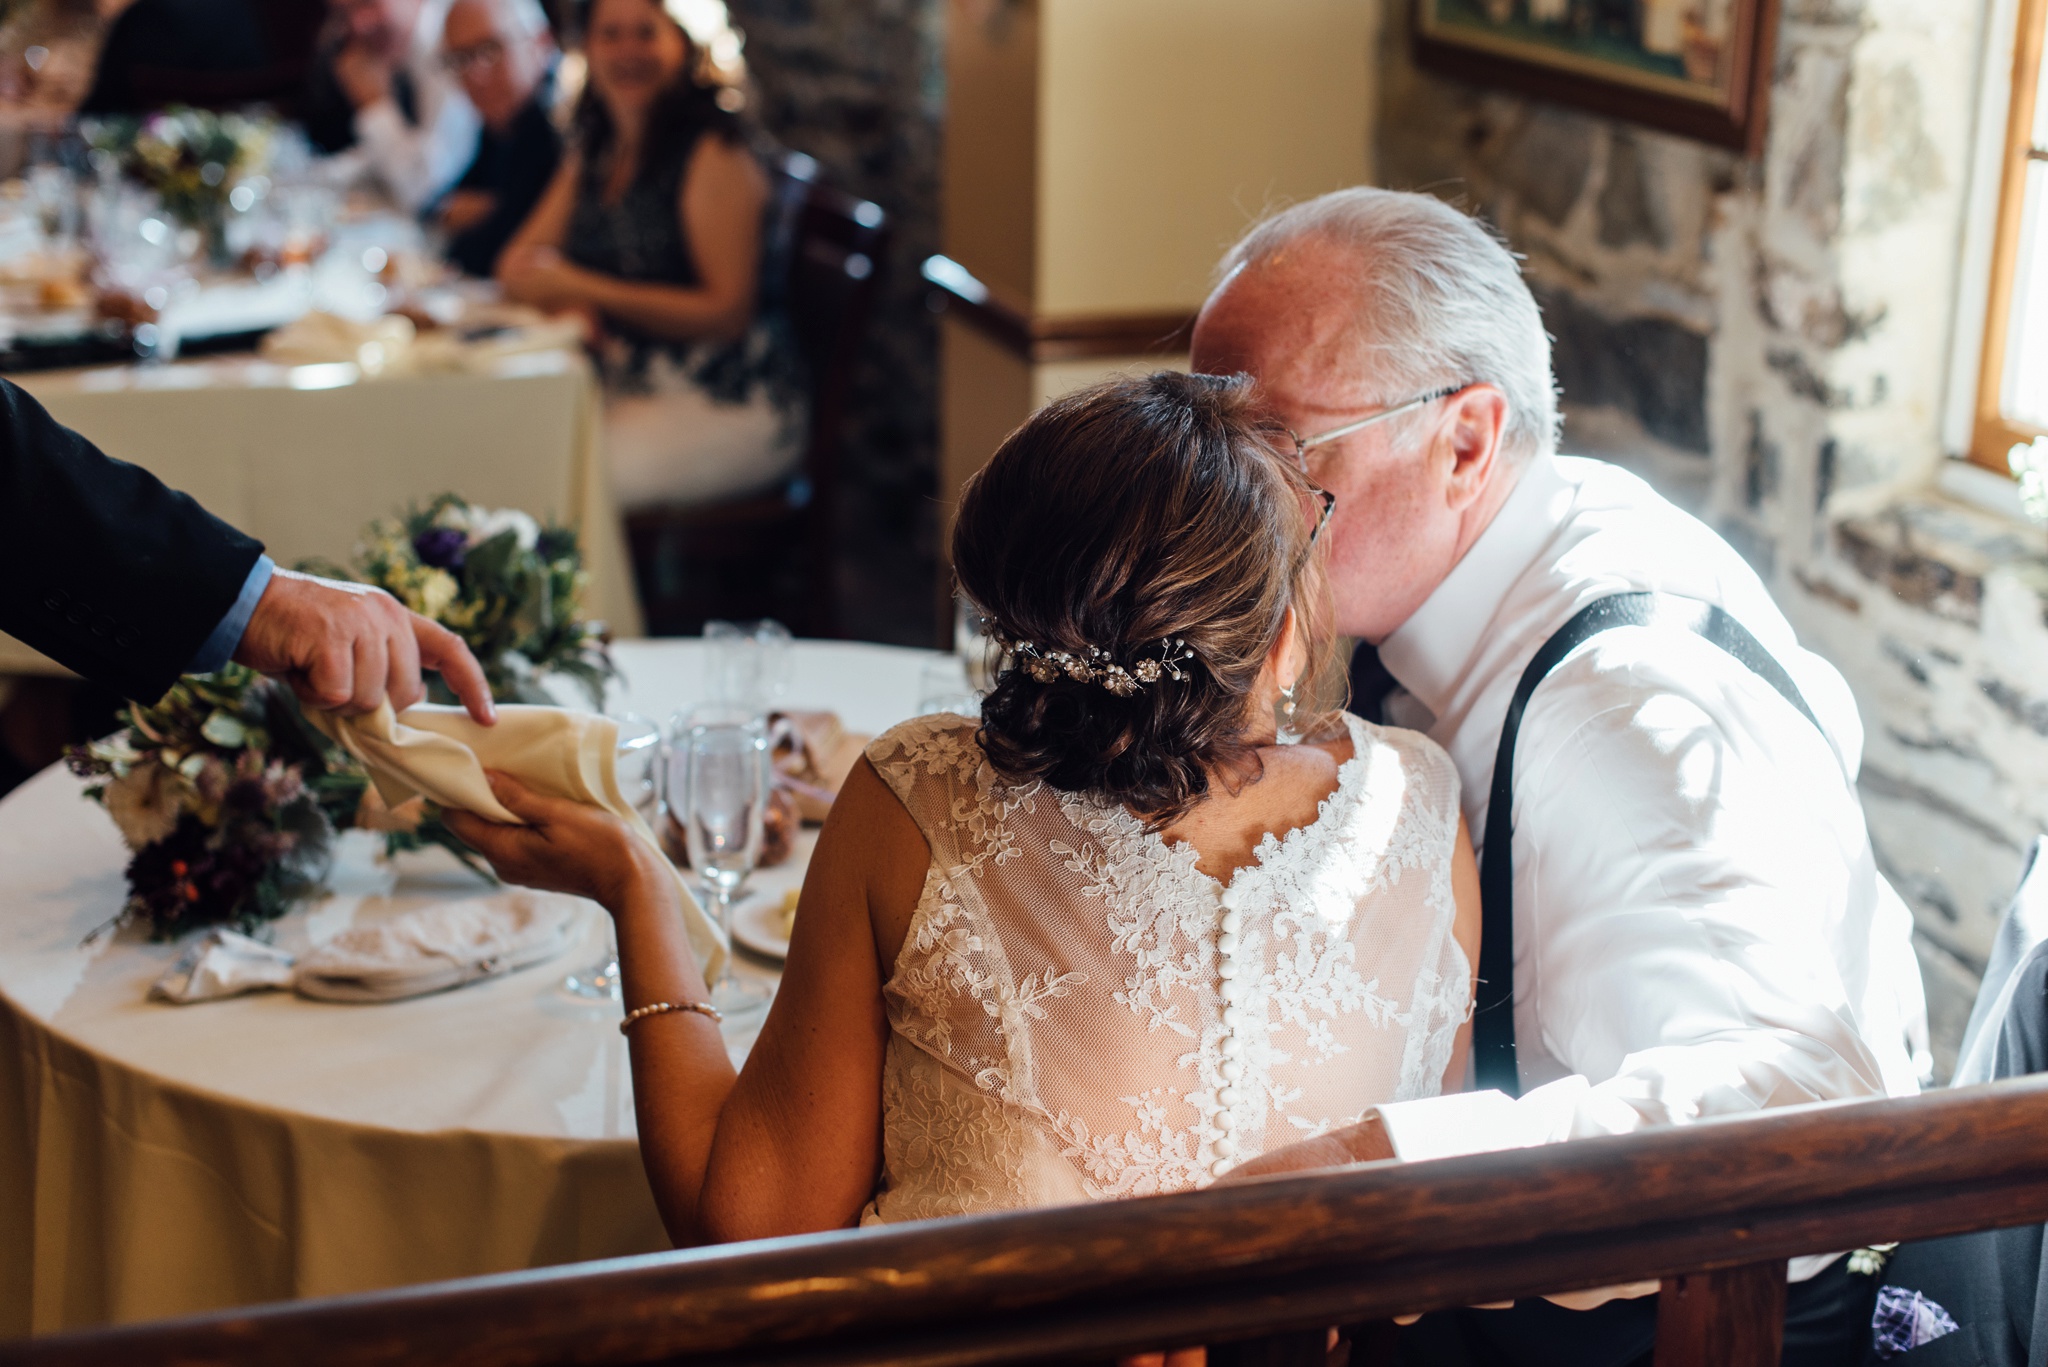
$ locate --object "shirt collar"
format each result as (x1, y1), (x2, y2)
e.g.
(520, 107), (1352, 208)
(1377, 453), (1573, 718)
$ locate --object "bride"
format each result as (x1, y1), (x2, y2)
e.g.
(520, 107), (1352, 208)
(445, 370), (1480, 1242)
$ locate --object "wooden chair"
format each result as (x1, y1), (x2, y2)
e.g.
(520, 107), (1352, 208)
(14, 1075), (2048, 1366)
(622, 152), (890, 639)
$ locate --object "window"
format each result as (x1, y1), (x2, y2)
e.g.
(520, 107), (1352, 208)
(1977, 0), (2048, 469)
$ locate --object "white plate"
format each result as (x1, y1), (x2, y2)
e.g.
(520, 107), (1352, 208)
(729, 888), (795, 961)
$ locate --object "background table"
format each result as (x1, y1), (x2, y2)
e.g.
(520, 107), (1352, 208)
(0, 349), (643, 677)
(0, 638), (943, 1335)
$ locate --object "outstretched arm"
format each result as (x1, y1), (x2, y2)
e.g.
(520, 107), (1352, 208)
(444, 757), (925, 1245)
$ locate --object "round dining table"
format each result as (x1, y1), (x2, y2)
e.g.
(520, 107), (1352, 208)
(0, 638), (946, 1335)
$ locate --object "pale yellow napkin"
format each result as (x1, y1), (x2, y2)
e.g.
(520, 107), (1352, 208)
(309, 703), (728, 981)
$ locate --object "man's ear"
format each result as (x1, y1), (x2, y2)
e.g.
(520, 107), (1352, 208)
(1439, 384), (1510, 511)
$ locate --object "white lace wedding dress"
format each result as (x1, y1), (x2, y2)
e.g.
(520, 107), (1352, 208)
(859, 711), (1469, 1225)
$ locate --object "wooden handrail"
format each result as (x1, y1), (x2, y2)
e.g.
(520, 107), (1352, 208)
(10, 1075), (2048, 1366)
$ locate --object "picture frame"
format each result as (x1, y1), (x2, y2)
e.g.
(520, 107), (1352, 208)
(1413, 0), (1781, 155)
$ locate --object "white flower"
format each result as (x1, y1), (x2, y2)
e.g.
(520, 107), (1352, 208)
(466, 507), (540, 551)
(2011, 437), (2048, 526)
(103, 763), (189, 849)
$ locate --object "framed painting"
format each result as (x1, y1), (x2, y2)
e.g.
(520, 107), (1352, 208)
(1413, 0), (1781, 155)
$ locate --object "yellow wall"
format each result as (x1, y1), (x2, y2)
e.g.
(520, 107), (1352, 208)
(1035, 0), (1376, 316)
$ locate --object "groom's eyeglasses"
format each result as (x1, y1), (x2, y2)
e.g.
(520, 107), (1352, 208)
(1306, 484), (1336, 544)
(1284, 384), (1466, 472)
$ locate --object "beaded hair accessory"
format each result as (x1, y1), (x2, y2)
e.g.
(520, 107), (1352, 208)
(1010, 637), (1198, 697)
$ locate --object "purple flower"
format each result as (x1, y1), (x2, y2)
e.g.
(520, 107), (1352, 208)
(413, 527), (468, 570)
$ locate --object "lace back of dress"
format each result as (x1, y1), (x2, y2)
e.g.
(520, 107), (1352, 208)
(862, 713), (1468, 1220)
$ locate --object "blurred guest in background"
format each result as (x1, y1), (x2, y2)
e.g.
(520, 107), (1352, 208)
(303, 0), (480, 212)
(78, 0), (274, 114)
(436, 0), (560, 278)
(496, 0), (801, 513)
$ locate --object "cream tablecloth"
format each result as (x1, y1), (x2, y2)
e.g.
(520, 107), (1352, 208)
(0, 638), (941, 1334)
(0, 349), (643, 678)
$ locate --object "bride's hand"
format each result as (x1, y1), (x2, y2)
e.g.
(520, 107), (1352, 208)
(441, 772), (654, 909)
(1212, 1113), (1397, 1186)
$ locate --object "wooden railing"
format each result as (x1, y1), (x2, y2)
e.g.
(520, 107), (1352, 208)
(9, 1074), (2048, 1367)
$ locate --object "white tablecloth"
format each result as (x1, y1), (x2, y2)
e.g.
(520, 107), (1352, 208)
(0, 639), (941, 1334)
(0, 349), (643, 678)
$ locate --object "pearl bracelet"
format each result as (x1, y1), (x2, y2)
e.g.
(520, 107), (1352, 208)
(619, 1000), (724, 1035)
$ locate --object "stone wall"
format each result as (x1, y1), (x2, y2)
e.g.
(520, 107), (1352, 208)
(727, 0), (944, 644)
(1378, 0), (2020, 1075)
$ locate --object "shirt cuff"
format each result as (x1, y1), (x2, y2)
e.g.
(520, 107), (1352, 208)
(187, 554), (274, 675)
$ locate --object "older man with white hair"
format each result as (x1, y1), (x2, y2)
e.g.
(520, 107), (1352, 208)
(437, 0), (561, 276)
(1198, 189), (1928, 1363)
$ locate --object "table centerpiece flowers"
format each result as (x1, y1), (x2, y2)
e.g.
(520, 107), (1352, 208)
(320, 494), (615, 708)
(82, 107), (272, 266)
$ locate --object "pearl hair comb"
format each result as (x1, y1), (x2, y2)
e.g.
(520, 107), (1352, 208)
(1010, 637), (1198, 697)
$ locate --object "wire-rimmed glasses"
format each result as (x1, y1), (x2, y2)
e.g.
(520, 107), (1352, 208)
(1283, 384), (1467, 472)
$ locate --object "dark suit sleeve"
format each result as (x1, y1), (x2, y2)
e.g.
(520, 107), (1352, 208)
(0, 378), (264, 702)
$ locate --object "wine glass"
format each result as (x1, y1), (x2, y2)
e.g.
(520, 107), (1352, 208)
(674, 707), (771, 1018)
(561, 713), (659, 1001)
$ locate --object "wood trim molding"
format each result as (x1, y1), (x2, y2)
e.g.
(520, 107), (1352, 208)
(921, 255), (1197, 363)
(1973, 0), (2048, 472)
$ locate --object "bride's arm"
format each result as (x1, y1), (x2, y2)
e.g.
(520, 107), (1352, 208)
(696, 758), (928, 1241)
(444, 760), (925, 1245)
(1442, 813), (1482, 1093)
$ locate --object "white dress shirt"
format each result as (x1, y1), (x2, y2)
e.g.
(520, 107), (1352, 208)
(352, 1), (481, 213)
(1371, 454), (1928, 1274)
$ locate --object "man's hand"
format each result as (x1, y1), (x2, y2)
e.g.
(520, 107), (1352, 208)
(333, 40), (395, 109)
(232, 568), (496, 723)
(1214, 1113), (1396, 1185)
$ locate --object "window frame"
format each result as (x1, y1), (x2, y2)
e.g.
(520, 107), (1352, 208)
(1974, 0), (2048, 472)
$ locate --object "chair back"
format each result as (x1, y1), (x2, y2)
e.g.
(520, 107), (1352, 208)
(1956, 834), (2048, 1083)
(768, 152), (889, 510)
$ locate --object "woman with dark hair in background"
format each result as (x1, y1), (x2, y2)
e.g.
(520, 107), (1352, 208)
(443, 372), (1481, 1254)
(495, 0), (800, 515)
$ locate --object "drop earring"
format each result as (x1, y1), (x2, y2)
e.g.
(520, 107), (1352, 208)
(1276, 681), (1300, 745)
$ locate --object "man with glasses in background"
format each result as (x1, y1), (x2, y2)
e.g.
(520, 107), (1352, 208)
(437, 0), (562, 277)
(304, 0), (482, 214)
(1195, 188), (1928, 1364)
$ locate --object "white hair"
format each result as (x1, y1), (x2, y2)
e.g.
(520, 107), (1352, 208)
(1218, 188), (1560, 462)
(446, 0), (550, 41)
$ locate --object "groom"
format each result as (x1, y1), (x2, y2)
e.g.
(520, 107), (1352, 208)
(1193, 188), (1928, 1363)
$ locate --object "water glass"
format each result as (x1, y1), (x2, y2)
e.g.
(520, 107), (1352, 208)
(703, 619), (792, 711)
(918, 658), (981, 719)
(562, 713), (661, 1001)
(671, 707), (771, 1018)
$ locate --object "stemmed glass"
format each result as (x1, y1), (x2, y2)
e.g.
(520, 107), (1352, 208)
(703, 619), (792, 711)
(561, 713), (659, 1001)
(672, 706), (772, 1019)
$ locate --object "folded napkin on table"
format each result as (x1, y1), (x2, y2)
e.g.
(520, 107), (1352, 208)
(260, 310), (416, 375)
(307, 703), (728, 981)
(150, 892), (581, 1004)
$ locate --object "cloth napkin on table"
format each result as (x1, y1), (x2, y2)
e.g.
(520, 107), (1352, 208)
(150, 893), (581, 1004)
(306, 703), (728, 982)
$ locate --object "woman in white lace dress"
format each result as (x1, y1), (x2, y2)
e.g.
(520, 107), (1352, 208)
(447, 371), (1480, 1247)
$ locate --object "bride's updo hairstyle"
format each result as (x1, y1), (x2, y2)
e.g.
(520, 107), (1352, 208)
(953, 370), (1337, 827)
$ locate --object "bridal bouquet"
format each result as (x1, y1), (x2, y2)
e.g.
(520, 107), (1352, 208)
(323, 495), (614, 708)
(66, 668), (335, 938)
(67, 667), (490, 939)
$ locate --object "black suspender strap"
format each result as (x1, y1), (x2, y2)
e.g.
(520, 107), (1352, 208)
(1470, 591), (1826, 1097)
